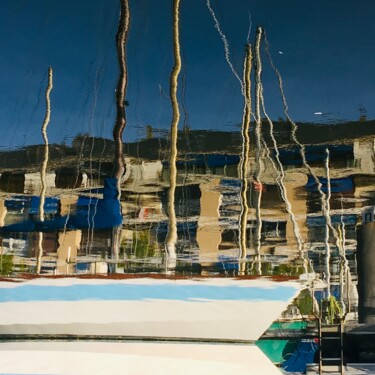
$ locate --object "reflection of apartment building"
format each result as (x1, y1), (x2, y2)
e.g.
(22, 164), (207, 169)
(123, 160), (163, 193)
(56, 230), (81, 275)
(354, 138), (375, 174)
(0, 132), (375, 281)
(0, 199), (6, 227)
(0, 172), (55, 194)
(197, 178), (222, 265)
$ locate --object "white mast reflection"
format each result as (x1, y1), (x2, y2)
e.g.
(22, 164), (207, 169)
(324, 148), (331, 298)
(252, 27), (264, 275)
(256, 32), (306, 272)
(36, 67), (53, 274)
(165, 0), (182, 271)
(238, 44), (252, 275)
(206, 0), (244, 94)
(264, 31), (346, 274)
(338, 197), (349, 314)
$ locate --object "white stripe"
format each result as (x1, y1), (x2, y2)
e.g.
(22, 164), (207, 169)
(0, 300), (291, 341)
(0, 342), (282, 375)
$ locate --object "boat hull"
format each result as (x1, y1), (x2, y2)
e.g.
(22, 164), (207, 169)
(0, 278), (301, 342)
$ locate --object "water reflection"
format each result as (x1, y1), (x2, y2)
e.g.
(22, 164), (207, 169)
(0, 0), (375, 371)
(1, 122), (373, 280)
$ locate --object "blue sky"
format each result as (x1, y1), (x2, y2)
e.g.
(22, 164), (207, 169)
(0, 0), (374, 148)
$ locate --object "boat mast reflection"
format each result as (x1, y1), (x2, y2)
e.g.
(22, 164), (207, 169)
(238, 43), (252, 275)
(165, 0), (181, 271)
(252, 27), (264, 275)
(110, 0), (130, 268)
(36, 67), (53, 274)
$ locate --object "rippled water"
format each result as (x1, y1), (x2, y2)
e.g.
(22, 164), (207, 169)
(1, 129), (372, 278)
(1, 0), (375, 372)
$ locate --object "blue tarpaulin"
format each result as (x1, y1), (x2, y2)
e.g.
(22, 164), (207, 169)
(307, 214), (357, 227)
(176, 154), (240, 168)
(278, 145), (353, 167)
(0, 178), (122, 232)
(306, 175), (354, 193)
(282, 340), (319, 373)
(30, 196), (59, 214)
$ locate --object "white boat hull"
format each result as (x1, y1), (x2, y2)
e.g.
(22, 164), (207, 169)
(0, 341), (283, 375)
(0, 278), (301, 341)
(0, 277), (302, 374)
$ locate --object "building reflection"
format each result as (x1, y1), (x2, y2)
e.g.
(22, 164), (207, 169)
(1, 123), (375, 316)
(196, 178), (222, 266)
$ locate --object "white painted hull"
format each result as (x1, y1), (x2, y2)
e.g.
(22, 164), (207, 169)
(0, 278), (301, 341)
(0, 277), (301, 374)
(0, 341), (282, 375)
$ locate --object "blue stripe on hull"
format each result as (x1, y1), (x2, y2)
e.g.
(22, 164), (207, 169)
(0, 283), (296, 303)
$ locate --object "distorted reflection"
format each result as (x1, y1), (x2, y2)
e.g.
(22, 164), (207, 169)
(0, 0), (375, 373)
(0, 61), (371, 281)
